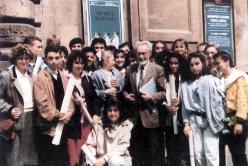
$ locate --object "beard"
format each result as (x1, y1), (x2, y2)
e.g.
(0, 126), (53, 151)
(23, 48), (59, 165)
(138, 60), (148, 66)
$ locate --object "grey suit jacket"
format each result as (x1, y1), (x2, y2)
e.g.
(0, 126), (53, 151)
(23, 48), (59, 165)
(91, 67), (124, 101)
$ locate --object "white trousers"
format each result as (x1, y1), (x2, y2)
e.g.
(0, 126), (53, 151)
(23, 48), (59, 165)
(190, 116), (220, 166)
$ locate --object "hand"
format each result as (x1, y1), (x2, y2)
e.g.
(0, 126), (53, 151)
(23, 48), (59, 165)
(11, 108), (22, 119)
(141, 93), (152, 102)
(234, 124), (243, 135)
(171, 98), (180, 107)
(166, 105), (178, 114)
(111, 79), (119, 88)
(73, 92), (85, 106)
(94, 157), (106, 166)
(105, 88), (117, 97)
(183, 124), (192, 138)
(125, 93), (135, 102)
(59, 112), (72, 124)
(92, 115), (100, 126)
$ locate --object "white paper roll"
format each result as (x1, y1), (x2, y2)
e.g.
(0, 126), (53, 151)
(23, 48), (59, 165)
(82, 144), (97, 165)
(169, 75), (176, 99)
(32, 56), (43, 77)
(74, 92), (93, 124)
(52, 77), (75, 145)
(189, 131), (195, 166)
(169, 74), (178, 134)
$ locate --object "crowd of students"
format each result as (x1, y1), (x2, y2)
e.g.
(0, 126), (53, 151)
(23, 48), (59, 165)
(0, 35), (247, 166)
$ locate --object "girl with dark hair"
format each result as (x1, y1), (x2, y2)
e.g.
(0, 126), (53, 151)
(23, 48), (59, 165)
(181, 52), (225, 166)
(86, 99), (133, 166)
(213, 51), (248, 166)
(66, 52), (101, 166)
(163, 52), (190, 166)
(81, 47), (98, 75)
(151, 40), (168, 63)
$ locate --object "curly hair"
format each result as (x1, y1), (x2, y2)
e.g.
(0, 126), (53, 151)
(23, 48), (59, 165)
(102, 99), (127, 129)
(10, 44), (32, 65)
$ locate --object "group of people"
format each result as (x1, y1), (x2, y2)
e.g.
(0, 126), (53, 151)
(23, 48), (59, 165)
(0, 35), (247, 166)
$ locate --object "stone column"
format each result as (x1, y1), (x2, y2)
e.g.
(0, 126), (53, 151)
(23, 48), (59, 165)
(0, 0), (41, 55)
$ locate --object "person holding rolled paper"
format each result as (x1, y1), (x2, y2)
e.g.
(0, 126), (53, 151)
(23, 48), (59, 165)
(34, 44), (74, 166)
(85, 99), (133, 166)
(164, 52), (190, 166)
(91, 46), (124, 106)
(66, 51), (101, 166)
(181, 52), (225, 166)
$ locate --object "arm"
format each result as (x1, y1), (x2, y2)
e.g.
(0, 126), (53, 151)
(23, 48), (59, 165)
(181, 84), (190, 124)
(103, 122), (133, 161)
(0, 72), (16, 119)
(91, 73), (106, 99)
(235, 77), (248, 123)
(34, 76), (59, 121)
(152, 66), (166, 103)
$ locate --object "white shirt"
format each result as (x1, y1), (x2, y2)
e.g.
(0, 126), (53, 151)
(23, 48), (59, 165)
(47, 67), (58, 80)
(103, 69), (114, 88)
(16, 68), (34, 112)
(136, 62), (149, 88)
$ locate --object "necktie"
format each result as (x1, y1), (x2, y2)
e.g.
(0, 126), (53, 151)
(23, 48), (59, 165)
(138, 65), (144, 89)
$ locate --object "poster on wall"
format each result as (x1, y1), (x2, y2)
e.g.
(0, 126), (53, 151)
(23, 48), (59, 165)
(87, 0), (124, 47)
(203, 0), (234, 56)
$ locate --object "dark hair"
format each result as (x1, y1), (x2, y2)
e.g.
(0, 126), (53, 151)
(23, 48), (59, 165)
(59, 46), (68, 56)
(152, 40), (168, 52)
(69, 37), (84, 49)
(106, 45), (118, 57)
(81, 47), (98, 72)
(115, 49), (128, 69)
(66, 51), (84, 73)
(213, 51), (234, 67)
(197, 42), (209, 52)
(82, 46), (97, 56)
(10, 44), (32, 65)
(115, 49), (126, 58)
(164, 51), (185, 78)
(184, 52), (209, 83)
(126, 49), (137, 66)
(102, 99), (127, 129)
(46, 34), (60, 46)
(23, 36), (42, 45)
(118, 42), (133, 50)
(44, 44), (60, 58)
(90, 38), (106, 48)
(171, 38), (189, 52)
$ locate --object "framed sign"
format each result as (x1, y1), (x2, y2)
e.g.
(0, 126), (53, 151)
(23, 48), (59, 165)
(203, 0), (234, 56)
(86, 0), (124, 47)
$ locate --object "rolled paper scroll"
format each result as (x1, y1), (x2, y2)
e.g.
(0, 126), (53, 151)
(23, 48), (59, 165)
(74, 92), (93, 124)
(32, 56), (43, 77)
(169, 74), (178, 134)
(189, 131), (195, 166)
(82, 144), (97, 165)
(52, 77), (75, 145)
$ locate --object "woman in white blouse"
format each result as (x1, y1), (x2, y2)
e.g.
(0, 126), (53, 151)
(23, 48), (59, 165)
(85, 99), (133, 166)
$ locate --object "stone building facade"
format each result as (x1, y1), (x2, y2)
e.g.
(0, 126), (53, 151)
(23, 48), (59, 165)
(0, 0), (248, 71)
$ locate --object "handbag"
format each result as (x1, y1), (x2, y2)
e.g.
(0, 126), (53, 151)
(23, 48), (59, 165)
(0, 119), (15, 140)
